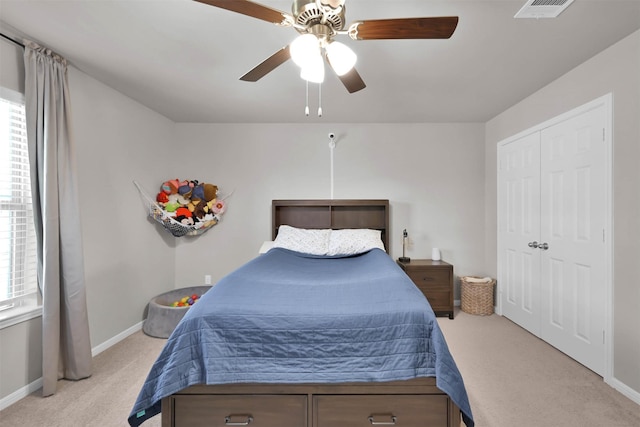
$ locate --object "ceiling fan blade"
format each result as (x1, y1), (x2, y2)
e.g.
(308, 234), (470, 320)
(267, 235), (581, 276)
(240, 46), (291, 82)
(194, 0), (290, 25)
(325, 55), (366, 93)
(336, 67), (366, 93)
(350, 17), (459, 40)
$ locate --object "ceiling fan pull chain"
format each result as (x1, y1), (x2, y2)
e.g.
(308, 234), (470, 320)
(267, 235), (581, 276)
(318, 82), (323, 117)
(305, 80), (310, 116)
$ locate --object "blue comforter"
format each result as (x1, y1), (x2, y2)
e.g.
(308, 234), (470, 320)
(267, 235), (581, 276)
(129, 248), (473, 426)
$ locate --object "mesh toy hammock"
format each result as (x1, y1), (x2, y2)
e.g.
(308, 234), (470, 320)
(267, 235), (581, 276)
(134, 180), (229, 237)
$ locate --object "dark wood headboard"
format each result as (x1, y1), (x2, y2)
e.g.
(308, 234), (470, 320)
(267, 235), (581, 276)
(272, 199), (390, 250)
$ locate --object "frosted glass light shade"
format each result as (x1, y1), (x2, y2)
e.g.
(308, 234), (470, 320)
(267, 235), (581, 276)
(290, 34), (320, 68)
(325, 41), (356, 76)
(300, 54), (325, 83)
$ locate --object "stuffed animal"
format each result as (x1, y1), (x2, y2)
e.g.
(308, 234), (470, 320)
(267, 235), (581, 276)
(156, 192), (169, 204)
(192, 200), (210, 220)
(174, 207), (194, 225)
(165, 194), (183, 212)
(211, 199), (226, 215)
(178, 180), (197, 197)
(190, 183), (204, 201)
(176, 193), (189, 205)
(203, 183), (218, 202)
(161, 178), (181, 195)
(164, 201), (180, 212)
(187, 199), (199, 213)
(191, 183), (218, 202)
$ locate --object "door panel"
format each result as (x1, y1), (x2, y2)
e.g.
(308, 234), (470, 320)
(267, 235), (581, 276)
(498, 132), (541, 335)
(539, 105), (606, 375)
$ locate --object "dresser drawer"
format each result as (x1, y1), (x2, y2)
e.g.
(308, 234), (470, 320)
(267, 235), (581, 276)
(406, 269), (450, 289)
(314, 394), (448, 427)
(172, 394), (307, 427)
(422, 290), (452, 311)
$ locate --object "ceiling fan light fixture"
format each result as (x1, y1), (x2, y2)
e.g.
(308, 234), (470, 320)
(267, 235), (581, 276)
(198, 0), (459, 95)
(316, 0), (345, 15)
(325, 40), (356, 76)
(300, 54), (325, 83)
(290, 33), (321, 68)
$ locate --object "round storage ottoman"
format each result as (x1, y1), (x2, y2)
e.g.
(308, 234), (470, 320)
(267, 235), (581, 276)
(143, 286), (212, 338)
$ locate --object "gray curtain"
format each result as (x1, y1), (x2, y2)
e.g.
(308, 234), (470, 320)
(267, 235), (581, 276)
(24, 40), (92, 397)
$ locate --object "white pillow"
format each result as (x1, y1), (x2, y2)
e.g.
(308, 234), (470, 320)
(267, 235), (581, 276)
(272, 225), (331, 255)
(328, 228), (386, 256)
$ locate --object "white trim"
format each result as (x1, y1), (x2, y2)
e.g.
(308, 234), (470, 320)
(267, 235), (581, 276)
(602, 93), (614, 385)
(0, 304), (41, 330)
(91, 321), (143, 357)
(0, 86), (25, 104)
(0, 377), (42, 411)
(496, 93), (613, 384)
(0, 321), (143, 411)
(608, 376), (640, 406)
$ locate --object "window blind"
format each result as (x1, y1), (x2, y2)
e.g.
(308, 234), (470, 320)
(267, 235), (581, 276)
(0, 94), (38, 309)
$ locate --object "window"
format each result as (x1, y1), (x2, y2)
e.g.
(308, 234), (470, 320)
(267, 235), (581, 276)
(0, 88), (39, 327)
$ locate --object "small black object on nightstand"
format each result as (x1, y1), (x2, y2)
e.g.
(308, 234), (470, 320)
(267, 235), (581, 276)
(398, 229), (410, 263)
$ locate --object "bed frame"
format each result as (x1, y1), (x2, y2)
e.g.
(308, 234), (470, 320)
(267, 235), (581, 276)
(160, 200), (462, 427)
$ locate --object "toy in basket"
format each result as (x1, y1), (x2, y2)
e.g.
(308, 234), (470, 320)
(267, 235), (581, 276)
(134, 179), (230, 237)
(460, 276), (496, 315)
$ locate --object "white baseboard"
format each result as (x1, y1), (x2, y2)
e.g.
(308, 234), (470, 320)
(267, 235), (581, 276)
(608, 376), (640, 405)
(91, 321), (143, 357)
(1, 321), (143, 411)
(0, 377), (42, 411)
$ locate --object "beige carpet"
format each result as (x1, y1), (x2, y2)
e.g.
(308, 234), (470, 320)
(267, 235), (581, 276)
(1, 309), (639, 426)
(437, 310), (640, 426)
(0, 331), (165, 427)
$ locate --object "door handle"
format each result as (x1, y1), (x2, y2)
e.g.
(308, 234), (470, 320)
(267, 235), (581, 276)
(539, 242), (549, 250)
(528, 241), (539, 248)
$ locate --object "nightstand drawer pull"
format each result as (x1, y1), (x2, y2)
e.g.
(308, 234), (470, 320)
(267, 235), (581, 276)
(368, 414), (397, 425)
(225, 415), (253, 425)
(421, 276), (436, 282)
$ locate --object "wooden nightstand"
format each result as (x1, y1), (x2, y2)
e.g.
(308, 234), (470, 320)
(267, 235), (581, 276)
(397, 259), (454, 319)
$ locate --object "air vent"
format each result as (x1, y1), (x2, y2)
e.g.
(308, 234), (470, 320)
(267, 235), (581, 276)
(514, 0), (575, 19)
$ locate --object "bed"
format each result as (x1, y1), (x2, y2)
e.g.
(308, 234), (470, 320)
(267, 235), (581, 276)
(129, 199), (473, 427)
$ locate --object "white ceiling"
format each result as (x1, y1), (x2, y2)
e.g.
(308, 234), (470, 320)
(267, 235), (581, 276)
(1, 0), (639, 123)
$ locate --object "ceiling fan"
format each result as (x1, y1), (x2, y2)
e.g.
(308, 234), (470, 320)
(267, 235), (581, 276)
(195, 0), (458, 93)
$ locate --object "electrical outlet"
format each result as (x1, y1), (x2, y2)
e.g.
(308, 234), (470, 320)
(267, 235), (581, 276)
(205, 275), (211, 285)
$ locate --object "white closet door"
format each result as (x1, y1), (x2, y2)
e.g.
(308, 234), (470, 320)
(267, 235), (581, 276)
(498, 132), (541, 335)
(539, 105), (606, 375)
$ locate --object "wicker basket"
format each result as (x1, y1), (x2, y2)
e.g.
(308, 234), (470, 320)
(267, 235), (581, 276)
(460, 276), (496, 315)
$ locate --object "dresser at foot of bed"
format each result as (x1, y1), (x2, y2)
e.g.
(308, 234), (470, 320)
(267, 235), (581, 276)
(162, 378), (461, 427)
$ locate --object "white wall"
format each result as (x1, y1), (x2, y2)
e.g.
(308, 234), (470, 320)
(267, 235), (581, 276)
(0, 35), (23, 94)
(0, 36), (176, 401)
(485, 30), (640, 395)
(171, 123), (487, 296)
(70, 67), (176, 348)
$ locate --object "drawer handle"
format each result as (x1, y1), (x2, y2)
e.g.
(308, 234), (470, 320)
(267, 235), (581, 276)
(224, 415), (253, 425)
(368, 414), (397, 425)
(421, 277), (435, 282)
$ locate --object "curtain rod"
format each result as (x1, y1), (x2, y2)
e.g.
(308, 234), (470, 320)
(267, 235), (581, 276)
(0, 32), (25, 49)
